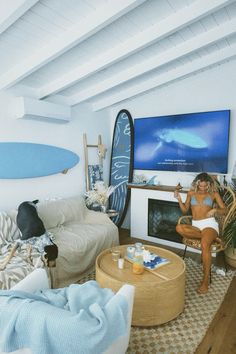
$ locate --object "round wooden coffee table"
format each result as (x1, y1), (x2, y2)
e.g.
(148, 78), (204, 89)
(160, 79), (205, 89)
(96, 244), (185, 326)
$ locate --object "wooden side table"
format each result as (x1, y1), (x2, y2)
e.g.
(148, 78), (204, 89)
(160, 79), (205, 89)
(96, 245), (185, 326)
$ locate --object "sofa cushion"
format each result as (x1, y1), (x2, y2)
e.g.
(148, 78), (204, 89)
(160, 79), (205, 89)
(49, 221), (119, 287)
(37, 196), (86, 230)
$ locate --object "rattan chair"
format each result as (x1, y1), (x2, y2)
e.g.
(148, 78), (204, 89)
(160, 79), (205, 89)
(178, 186), (236, 260)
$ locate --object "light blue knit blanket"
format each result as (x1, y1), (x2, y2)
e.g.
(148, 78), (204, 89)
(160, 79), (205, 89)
(0, 280), (128, 354)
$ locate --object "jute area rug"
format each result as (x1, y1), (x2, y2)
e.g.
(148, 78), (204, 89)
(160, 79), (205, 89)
(78, 258), (234, 354)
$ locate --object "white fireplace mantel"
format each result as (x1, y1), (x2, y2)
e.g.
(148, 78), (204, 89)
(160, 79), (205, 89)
(129, 184), (189, 251)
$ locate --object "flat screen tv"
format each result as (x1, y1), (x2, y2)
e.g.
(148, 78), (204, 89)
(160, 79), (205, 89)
(134, 110), (230, 173)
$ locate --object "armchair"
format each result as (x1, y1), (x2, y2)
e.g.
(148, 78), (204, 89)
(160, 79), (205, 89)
(178, 186), (236, 258)
(0, 269), (134, 354)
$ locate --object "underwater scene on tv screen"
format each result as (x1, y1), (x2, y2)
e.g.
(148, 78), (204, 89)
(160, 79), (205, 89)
(134, 110), (230, 173)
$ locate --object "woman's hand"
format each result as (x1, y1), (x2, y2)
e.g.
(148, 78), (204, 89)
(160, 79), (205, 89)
(206, 208), (217, 218)
(174, 190), (182, 202)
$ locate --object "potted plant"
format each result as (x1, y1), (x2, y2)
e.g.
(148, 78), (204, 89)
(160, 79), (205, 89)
(222, 179), (236, 268)
(223, 219), (236, 268)
(84, 181), (115, 212)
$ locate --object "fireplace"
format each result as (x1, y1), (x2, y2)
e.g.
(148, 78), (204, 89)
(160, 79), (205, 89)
(148, 199), (183, 243)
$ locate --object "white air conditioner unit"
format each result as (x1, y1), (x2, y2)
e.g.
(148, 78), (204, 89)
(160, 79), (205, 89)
(14, 97), (71, 123)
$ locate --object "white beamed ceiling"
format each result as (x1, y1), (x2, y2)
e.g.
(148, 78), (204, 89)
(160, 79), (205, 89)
(0, 0), (236, 112)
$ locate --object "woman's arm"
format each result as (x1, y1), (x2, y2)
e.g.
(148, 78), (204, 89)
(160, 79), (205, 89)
(174, 190), (191, 214)
(206, 192), (226, 217)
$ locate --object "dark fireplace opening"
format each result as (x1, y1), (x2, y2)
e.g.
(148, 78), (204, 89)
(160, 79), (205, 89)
(148, 199), (183, 243)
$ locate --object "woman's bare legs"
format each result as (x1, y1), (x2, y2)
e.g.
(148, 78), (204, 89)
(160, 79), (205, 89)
(176, 224), (217, 294)
(198, 228), (218, 294)
(176, 224), (202, 239)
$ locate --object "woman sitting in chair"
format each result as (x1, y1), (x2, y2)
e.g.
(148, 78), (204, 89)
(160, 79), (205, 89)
(175, 172), (226, 294)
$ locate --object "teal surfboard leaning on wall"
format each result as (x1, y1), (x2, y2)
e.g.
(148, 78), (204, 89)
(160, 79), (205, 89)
(109, 110), (134, 227)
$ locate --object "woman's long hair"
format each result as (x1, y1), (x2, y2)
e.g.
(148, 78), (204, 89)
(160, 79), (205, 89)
(191, 172), (219, 193)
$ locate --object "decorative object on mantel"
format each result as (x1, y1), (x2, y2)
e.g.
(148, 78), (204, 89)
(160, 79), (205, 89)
(85, 181), (115, 212)
(146, 175), (160, 186)
(133, 173), (147, 184)
(109, 109), (134, 227)
(0, 142), (79, 179)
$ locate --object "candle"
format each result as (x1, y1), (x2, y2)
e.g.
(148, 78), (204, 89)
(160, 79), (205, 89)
(118, 258), (124, 269)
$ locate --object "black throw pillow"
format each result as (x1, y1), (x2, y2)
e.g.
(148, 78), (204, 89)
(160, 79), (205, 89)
(16, 200), (46, 240)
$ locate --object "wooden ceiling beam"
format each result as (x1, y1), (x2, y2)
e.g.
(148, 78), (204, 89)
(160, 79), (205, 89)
(92, 44), (236, 111)
(38, 0), (233, 98)
(69, 19), (236, 105)
(0, 0), (38, 35)
(0, 0), (145, 90)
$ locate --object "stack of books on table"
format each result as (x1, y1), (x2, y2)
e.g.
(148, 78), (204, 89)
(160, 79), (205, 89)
(143, 253), (170, 270)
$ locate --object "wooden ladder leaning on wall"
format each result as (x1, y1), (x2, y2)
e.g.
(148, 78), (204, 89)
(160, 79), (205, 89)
(83, 133), (106, 191)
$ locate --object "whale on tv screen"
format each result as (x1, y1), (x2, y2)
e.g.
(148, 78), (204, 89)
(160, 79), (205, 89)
(134, 110), (230, 173)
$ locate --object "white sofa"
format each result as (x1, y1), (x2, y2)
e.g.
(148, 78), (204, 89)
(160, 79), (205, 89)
(0, 269), (134, 354)
(0, 195), (119, 289)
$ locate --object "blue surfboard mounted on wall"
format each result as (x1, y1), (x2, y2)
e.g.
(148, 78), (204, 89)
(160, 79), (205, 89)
(109, 110), (134, 227)
(0, 142), (79, 179)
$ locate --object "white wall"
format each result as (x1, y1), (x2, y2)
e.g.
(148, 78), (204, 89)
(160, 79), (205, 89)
(0, 92), (111, 211)
(1, 59), (235, 221)
(109, 58), (236, 227)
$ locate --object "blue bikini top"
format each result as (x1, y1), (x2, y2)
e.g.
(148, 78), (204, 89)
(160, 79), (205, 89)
(190, 195), (213, 207)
